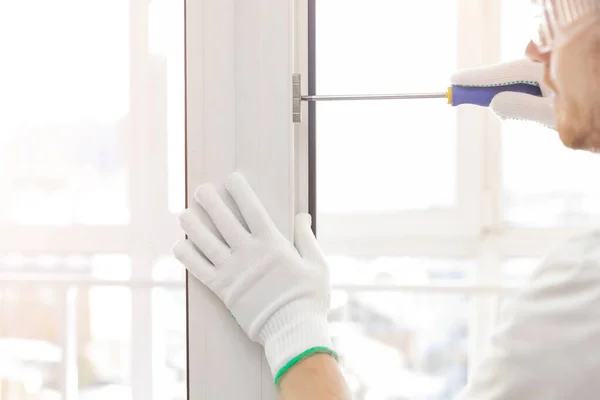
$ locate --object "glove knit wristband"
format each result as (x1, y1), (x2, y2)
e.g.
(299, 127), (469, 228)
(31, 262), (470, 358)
(259, 301), (335, 385)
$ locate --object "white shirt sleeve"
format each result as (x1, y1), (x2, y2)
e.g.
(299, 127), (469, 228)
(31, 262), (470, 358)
(455, 232), (600, 400)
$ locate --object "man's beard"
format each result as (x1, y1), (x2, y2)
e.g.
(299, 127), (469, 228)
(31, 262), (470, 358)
(545, 64), (600, 152)
(555, 104), (600, 152)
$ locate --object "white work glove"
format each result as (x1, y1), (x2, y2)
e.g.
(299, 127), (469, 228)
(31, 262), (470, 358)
(451, 58), (556, 129)
(173, 172), (335, 384)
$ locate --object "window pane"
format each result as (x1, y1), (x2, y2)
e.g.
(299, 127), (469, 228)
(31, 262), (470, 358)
(331, 291), (469, 400)
(500, 0), (532, 61)
(316, 0), (457, 94)
(0, 1), (130, 226)
(148, 0), (186, 214)
(82, 287), (132, 399)
(315, 0), (458, 214)
(0, 285), (133, 399)
(502, 122), (600, 226)
(501, 0), (600, 227)
(0, 286), (133, 399)
(0, 253), (188, 400)
(154, 256), (185, 283)
(317, 101), (456, 213)
(153, 288), (186, 400)
(328, 257), (471, 399)
(328, 256), (473, 285)
(0, 286), (63, 400)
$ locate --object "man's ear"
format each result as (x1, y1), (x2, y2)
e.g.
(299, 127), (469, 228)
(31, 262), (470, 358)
(525, 40), (550, 63)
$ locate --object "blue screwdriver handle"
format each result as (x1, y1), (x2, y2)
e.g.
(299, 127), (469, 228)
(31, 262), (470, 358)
(449, 83), (543, 107)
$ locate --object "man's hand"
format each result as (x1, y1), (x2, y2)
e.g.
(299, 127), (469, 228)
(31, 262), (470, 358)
(173, 172), (336, 384)
(451, 58), (555, 129)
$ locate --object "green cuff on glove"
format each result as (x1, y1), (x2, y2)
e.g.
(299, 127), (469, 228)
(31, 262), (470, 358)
(274, 346), (339, 387)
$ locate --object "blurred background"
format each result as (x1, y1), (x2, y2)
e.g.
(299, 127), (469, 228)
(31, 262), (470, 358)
(0, 0), (185, 399)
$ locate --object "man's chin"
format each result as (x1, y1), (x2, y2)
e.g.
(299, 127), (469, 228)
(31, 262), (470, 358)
(557, 117), (600, 153)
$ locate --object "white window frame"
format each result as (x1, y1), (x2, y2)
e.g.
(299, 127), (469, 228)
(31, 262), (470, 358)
(185, 0), (594, 398)
(185, 0), (298, 399)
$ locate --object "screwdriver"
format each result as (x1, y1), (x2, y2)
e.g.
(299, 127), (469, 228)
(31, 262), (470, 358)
(300, 83), (543, 107)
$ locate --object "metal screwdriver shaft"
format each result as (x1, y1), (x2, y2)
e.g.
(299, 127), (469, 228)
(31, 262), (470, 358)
(301, 92), (448, 102)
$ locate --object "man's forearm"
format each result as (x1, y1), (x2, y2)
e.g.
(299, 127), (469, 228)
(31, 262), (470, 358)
(278, 353), (352, 400)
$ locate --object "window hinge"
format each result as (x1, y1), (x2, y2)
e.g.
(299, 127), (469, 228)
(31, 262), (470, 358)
(293, 73), (302, 123)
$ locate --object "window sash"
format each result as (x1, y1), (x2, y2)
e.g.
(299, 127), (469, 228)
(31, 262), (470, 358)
(185, 0), (298, 399)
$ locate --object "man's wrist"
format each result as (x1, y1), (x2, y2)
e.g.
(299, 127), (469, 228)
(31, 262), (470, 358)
(277, 352), (352, 400)
(274, 346), (338, 386)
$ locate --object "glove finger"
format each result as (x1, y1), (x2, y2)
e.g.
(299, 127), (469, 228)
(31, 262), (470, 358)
(294, 213), (327, 266)
(178, 208), (232, 265)
(194, 183), (250, 248)
(221, 189), (251, 233)
(490, 92), (556, 129)
(226, 172), (277, 235)
(172, 239), (216, 285)
(451, 58), (544, 89)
